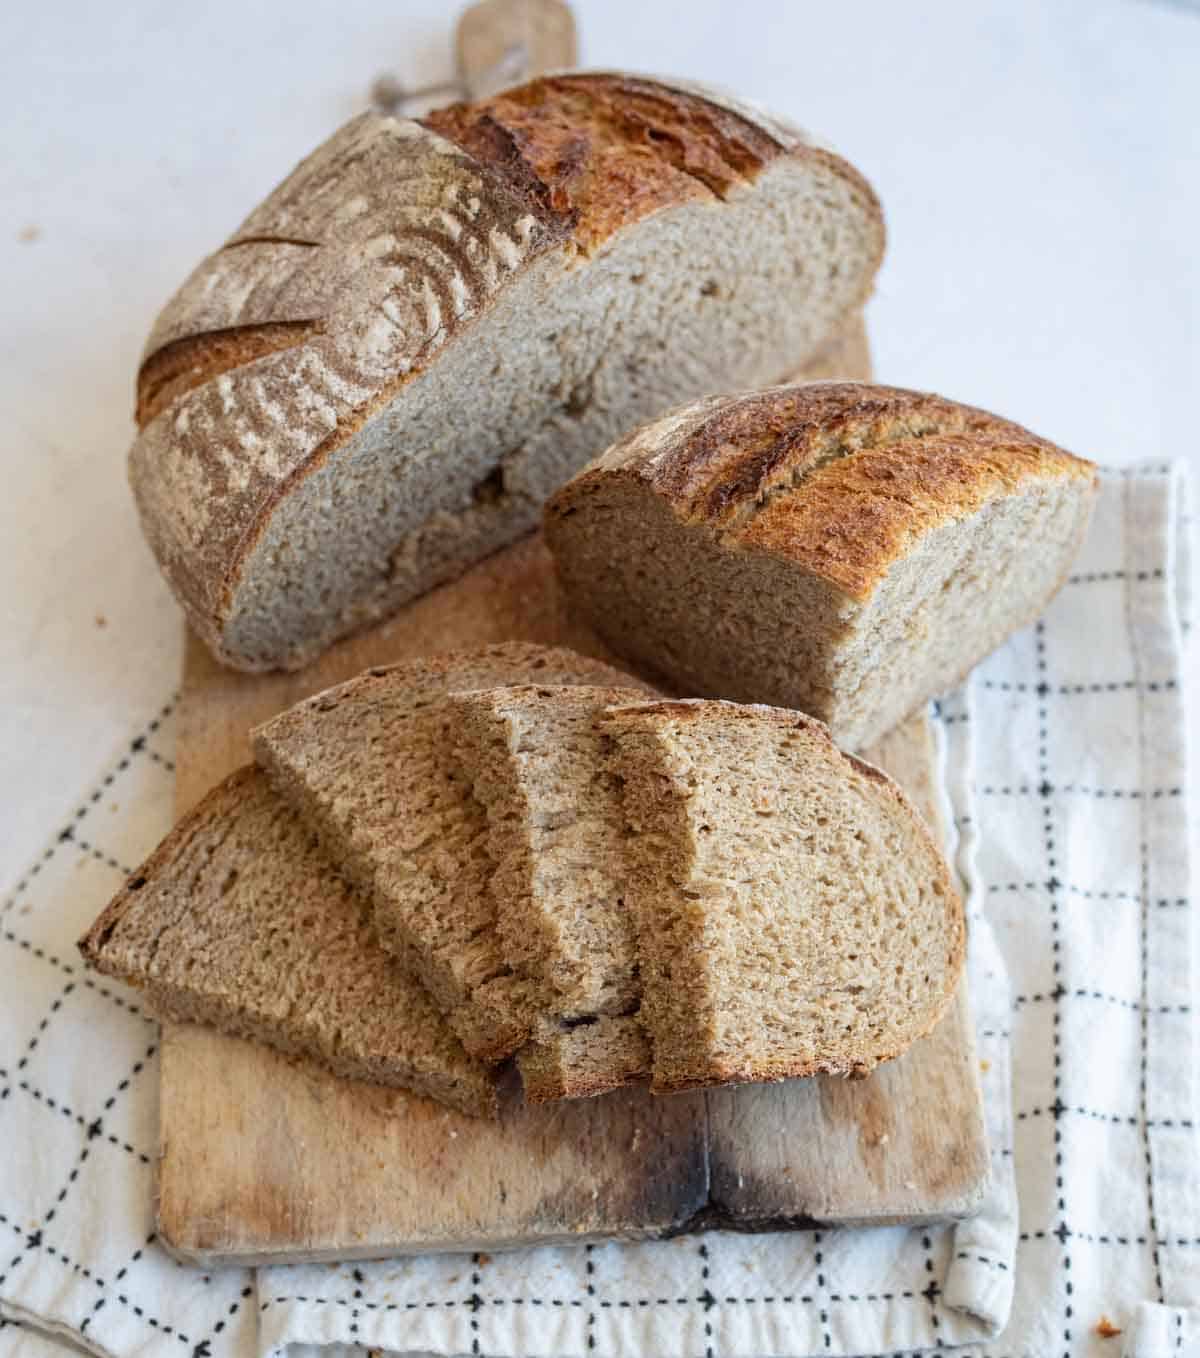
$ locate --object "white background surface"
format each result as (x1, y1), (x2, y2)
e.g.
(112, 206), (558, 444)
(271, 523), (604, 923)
(2, 0), (1198, 886)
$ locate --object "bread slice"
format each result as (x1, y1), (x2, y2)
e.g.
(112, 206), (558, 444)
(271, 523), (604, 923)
(546, 381), (1098, 749)
(517, 1015), (650, 1103)
(252, 644), (655, 1062)
(603, 700), (965, 1093)
(77, 767), (496, 1119)
(448, 684), (644, 1020)
(129, 73), (883, 672)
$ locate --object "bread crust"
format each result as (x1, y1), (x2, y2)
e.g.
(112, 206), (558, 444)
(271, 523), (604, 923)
(129, 75), (884, 667)
(552, 381), (1097, 601)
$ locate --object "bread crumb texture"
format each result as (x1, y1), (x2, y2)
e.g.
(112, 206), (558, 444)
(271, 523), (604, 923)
(77, 766), (497, 1118)
(604, 699), (965, 1093)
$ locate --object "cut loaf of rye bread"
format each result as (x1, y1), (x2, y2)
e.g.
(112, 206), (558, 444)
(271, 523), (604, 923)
(251, 644), (657, 1063)
(129, 72), (884, 672)
(77, 766), (496, 1119)
(603, 700), (965, 1092)
(448, 684), (644, 1020)
(545, 381), (1098, 750)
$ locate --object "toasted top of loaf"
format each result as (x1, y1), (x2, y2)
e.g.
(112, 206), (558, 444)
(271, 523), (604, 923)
(550, 381), (1097, 600)
(129, 73), (883, 664)
(423, 73), (799, 254)
(78, 766), (496, 1118)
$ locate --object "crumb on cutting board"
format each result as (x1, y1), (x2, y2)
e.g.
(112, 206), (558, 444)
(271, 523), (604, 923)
(18, 225), (40, 243)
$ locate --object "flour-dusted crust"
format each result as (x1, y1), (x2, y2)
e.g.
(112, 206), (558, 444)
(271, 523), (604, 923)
(129, 74), (884, 670)
(132, 113), (563, 656)
(558, 381), (1098, 601)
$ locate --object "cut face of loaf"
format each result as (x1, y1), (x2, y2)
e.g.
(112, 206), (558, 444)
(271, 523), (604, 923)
(545, 381), (1098, 749)
(604, 701), (965, 1092)
(77, 767), (496, 1119)
(129, 73), (884, 671)
(448, 684), (645, 1019)
(251, 644), (656, 1063)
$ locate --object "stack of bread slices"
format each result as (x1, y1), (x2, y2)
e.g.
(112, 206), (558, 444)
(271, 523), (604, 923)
(81, 642), (964, 1119)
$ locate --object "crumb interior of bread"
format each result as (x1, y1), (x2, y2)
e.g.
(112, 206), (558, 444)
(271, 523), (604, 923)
(549, 480), (851, 716)
(610, 710), (956, 1090)
(827, 477), (1093, 746)
(517, 1014), (651, 1101)
(221, 156), (879, 668)
(96, 772), (494, 1116)
(256, 688), (536, 1058)
(457, 685), (641, 1017)
(554, 472), (1090, 750)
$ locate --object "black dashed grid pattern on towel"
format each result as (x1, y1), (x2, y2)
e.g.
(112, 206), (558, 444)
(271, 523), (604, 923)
(0, 464), (1195, 1358)
(0, 701), (258, 1357)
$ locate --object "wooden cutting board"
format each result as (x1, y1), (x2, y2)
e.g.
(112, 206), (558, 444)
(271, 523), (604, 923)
(158, 530), (989, 1266)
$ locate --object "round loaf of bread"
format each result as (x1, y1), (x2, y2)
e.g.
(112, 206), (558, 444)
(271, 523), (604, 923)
(130, 73), (884, 672)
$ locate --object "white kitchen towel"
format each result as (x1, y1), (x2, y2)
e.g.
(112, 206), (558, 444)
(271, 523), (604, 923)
(0, 463), (1194, 1358)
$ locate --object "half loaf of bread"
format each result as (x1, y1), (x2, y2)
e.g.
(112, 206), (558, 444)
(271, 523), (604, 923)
(545, 381), (1097, 749)
(77, 766), (496, 1118)
(130, 73), (883, 672)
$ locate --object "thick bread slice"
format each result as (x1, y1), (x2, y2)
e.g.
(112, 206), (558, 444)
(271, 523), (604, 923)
(546, 381), (1098, 749)
(130, 72), (884, 672)
(517, 1015), (650, 1103)
(251, 644), (655, 1062)
(448, 684), (644, 1019)
(603, 700), (965, 1093)
(77, 767), (496, 1119)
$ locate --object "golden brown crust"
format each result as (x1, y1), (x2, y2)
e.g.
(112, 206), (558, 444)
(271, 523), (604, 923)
(557, 382), (1097, 602)
(738, 430), (1096, 600)
(423, 74), (790, 254)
